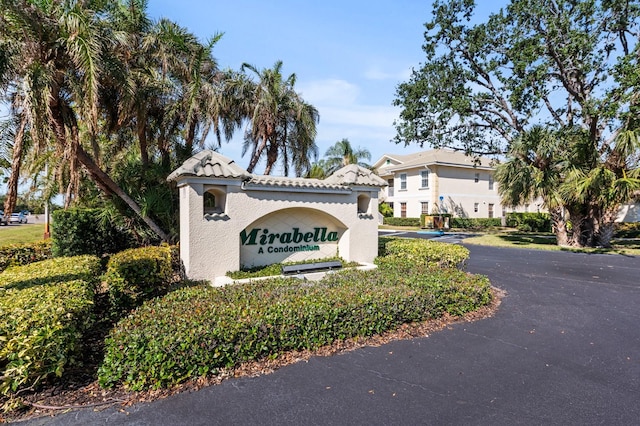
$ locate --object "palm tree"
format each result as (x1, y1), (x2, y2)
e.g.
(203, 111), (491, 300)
(237, 61), (319, 176)
(495, 126), (572, 245)
(560, 128), (640, 247)
(0, 0), (171, 240)
(324, 138), (372, 174)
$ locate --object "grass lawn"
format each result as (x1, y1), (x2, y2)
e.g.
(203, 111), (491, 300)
(0, 223), (47, 247)
(464, 232), (640, 256)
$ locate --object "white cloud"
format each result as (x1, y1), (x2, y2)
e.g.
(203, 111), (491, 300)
(299, 79), (360, 105)
(318, 105), (398, 128)
(364, 66), (412, 82)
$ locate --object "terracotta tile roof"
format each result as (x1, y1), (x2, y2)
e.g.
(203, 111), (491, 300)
(324, 164), (387, 187)
(168, 151), (386, 190)
(244, 175), (352, 192)
(167, 150), (253, 181)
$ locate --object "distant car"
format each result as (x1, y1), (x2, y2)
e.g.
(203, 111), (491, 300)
(9, 211), (27, 224)
(0, 211), (7, 226)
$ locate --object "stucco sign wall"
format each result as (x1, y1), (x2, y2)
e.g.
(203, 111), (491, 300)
(168, 151), (386, 284)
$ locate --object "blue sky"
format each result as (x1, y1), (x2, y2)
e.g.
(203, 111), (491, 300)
(146, 0), (504, 173)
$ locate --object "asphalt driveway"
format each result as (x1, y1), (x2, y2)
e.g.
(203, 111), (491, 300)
(26, 245), (640, 425)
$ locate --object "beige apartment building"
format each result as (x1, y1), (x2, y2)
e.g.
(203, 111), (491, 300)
(374, 149), (541, 219)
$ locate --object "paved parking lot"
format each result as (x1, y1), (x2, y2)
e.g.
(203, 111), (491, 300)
(26, 244), (640, 425)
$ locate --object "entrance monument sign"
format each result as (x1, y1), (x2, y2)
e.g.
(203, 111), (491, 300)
(168, 151), (386, 284)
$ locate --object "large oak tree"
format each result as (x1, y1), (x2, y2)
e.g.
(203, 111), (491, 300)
(394, 0), (640, 247)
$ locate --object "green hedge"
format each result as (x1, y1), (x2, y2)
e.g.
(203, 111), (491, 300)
(104, 245), (173, 313)
(52, 208), (133, 257)
(376, 238), (469, 270)
(0, 256), (100, 395)
(383, 217), (421, 227)
(98, 240), (491, 391)
(505, 213), (551, 232)
(0, 255), (102, 291)
(614, 222), (640, 238)
(0, 240), (52, 273)
(450, 217), (502, 229)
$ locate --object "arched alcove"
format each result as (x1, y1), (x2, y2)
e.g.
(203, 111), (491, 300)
(203, 186), (226, 215)
(357, 193), (371, 214)
(239, 207), (348, 269)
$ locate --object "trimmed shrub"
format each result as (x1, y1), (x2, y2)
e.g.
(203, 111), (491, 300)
(450, 217), (502, 229)
(376, 238), (469, 270)
(51, 208), (133, 257)
(0, 240), (52, 273)
(0, 257), (99, 395)
(505, 213), (551, 232)
(383, 217), (421, 227)
(98, 265), (491, 391)
(104, 245), (173, 313)
(0, 255), (102, 291)
(614, 222), (640, 238)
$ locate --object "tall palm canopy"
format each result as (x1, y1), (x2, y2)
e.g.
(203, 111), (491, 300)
(0, 0), (275, 241)
(237, 61), (319, 176)
(324, 138), (371, 174)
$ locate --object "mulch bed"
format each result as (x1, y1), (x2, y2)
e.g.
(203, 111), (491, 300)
(1, 287), (504, 423)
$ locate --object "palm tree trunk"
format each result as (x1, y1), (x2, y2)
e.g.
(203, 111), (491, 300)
(75, 145), (171, 242)
(263, 140), (279, 175)
(247, 135), (268, 173)
(137, 117), (149, 166)
(2, 116), (27, 216)
(550, 206), (569, 246)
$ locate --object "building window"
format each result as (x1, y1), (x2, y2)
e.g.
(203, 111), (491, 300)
(421, 170), (429, 188)
(489, 175), (494, 190)
(399, 173), (407, 190)
(474, 172), (480, 183)
(385, 159), (391, 165)
(421, 202), (429, 215)
(401, 202), (407, 218)
(488, 203), (494, 218)
(474, 202), (479, 213)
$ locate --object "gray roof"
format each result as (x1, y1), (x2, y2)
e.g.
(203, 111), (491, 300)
(168, 151), (387, 190)
(167, 150), (253, 181)
(375, 149), (495, 174)
(324, 164), (387, 187)
(244, 175), (352, 192)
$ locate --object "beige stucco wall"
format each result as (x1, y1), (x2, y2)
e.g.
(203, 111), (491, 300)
(177, 178), (380, 283)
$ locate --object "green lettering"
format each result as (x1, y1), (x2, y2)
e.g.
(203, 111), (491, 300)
(328, 231), (338, 241)
(280, 233), (292, 244)
(268, 233), (279, 244)
(240, 228), (260, 246)
(259, 229), (269, 245)
(304, 232), (313, 242)
(292, 228), (303, 243)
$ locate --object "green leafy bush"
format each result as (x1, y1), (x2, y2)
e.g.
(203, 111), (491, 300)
(0, 257), (99, 395)
(450, 217), (502, 229)
(0, 255), (102, 291)
(376, 238), (469, 270)
(378, 202), (393, 217)
(98, 265), (491, 391)
(104, 245), (173, 313)
(51, 208), (133, 257)
(614, 222), (640, 238)
(505, 213), (551, 232)
(0, 240), (52, 273)
(383, 217), (421, 227)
